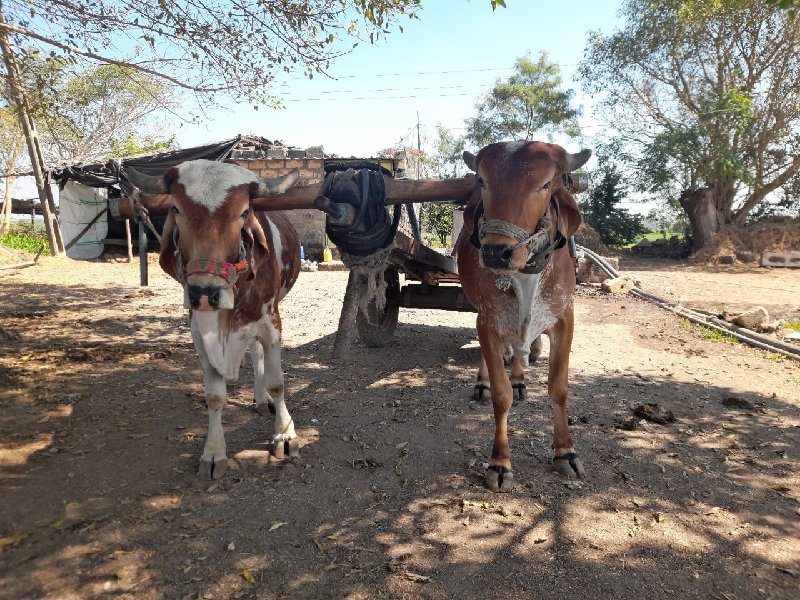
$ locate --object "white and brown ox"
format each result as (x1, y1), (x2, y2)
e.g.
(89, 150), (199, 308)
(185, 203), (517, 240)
(130, 159), (301, 479)
(457, 141), (591, 492)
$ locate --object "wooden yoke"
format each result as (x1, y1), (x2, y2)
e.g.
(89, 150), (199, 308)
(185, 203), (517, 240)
(114, 175), (478, 220)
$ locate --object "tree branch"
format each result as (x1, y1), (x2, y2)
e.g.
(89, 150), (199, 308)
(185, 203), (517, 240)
(733, 156), (800, 224)
(0, 21), (233, 93)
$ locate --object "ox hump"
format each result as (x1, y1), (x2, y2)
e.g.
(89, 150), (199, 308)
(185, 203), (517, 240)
(176, 160), (259, 212)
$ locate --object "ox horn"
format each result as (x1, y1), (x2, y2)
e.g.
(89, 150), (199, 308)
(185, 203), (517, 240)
(462, 151), (477, 172)
(124, 166), (168, 194)
(254, 167), (300, 197)
(566, 149), (592, 172)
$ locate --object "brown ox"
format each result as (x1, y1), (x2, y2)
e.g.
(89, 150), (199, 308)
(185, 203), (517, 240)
(131, 159), (301, 479)
(457, 141), (591, 492)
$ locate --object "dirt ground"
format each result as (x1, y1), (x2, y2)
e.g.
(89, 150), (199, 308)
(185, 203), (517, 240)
(1, 251), (799, 600)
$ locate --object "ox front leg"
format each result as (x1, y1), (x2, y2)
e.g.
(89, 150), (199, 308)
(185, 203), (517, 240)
(548, 315), (585, 479)
(477, 318), (514, 493)
(261, 329), (299, 460)
(199, 367), (229, 480)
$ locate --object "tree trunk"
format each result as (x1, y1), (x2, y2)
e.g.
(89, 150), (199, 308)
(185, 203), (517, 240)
(1, 174), (16, 234)
(0, 135), (23, 235)
(679, 186), (720, 253)
(0, 10), (65, 256)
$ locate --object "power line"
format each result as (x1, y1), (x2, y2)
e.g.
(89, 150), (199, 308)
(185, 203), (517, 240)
(276, 83), (487, 96)
(283, 92), (475, 102)
(285, 66), (514, 80)
(283, 62), (581, 81)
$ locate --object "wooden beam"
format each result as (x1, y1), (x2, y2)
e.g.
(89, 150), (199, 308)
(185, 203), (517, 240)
(114, 175), (478, 220)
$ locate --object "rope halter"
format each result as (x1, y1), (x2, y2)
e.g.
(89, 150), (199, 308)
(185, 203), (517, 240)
(177, 237), (252, 288)
(473, 196), (565, 275)
(478, 207), (554, 256)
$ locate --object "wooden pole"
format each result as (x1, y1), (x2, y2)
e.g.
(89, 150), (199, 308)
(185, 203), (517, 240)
(0, 10), (65, 256)
(139, 221), (148, 286)
(332, 271), (362, 359)
(115, 175), (478, 220)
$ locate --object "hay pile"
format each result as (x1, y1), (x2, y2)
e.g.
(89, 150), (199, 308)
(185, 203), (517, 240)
(694, 218), (800, 263)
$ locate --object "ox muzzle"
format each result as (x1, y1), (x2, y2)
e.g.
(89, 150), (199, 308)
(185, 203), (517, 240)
(183, 257), (249, 311)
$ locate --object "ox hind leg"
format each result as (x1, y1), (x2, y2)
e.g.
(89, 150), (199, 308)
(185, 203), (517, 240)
(510, 335), (544, 400)
(474, 349), (528, 402)
(548, 314), (584, 479)
(251, 341), (275, 416)
(510, 350), (526, 400)
(260, 325), (299, 460)
(477, 318), (515, 493)
(472, 352), (491, 401)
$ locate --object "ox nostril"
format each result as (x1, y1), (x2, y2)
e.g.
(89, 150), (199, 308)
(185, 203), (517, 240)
(209, 288), (220, 308)
(187, 285), (202, 308)
(482, 244), (514, 269)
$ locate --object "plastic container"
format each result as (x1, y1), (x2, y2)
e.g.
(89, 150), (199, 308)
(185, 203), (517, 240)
(322, 247), (333, 263)
(300, 245), (305, 260)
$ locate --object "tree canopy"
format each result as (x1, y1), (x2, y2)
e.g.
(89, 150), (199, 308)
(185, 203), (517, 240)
(466, 53), (580, 146)
(580, 0), (800, 234)
(580, 160), (648, 247)
(1, 52), (174, 165)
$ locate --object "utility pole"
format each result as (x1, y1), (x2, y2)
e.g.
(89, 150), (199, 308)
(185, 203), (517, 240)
(0, 10), (65, 256)
(416, 111), (421, 180)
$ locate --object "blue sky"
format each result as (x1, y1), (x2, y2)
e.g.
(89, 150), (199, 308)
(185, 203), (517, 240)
(174, 0), (624, 158)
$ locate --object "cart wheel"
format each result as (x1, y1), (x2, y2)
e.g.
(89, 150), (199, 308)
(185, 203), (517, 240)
(357, 267), (400, 348)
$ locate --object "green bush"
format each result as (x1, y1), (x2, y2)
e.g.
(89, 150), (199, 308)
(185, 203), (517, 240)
(1, 223), (48, 254)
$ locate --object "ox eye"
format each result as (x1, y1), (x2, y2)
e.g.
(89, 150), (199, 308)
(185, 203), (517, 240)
(241, 209), (250, 220)
(540, 181), (551, 191)
(171, 205), (181, 216)
(477, 176), (486, 188)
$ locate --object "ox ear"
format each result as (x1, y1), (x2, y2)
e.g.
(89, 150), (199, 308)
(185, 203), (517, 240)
(463, 151), (477, 173)
(252, 168), (300, 197)
(243, 213), (271, 279)
(158, 209), (181, 281)
(565, 149), (592, 173)
(554, 188), (582, 238)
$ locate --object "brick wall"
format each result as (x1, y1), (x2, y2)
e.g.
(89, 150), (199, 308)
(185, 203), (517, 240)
(237, 158), (327, 260)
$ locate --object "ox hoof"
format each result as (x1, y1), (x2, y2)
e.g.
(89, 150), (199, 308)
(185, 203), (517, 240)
(271, 438), (300, 460)
(198, 458), (228, 480)
(287, 438), (301, 458)
(485, 465), (514, 493)
(254, 401), (276, 416)
(512, 383), (526, 400)
(472, 384), (490, 402)
(553, 453), (585, 479)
